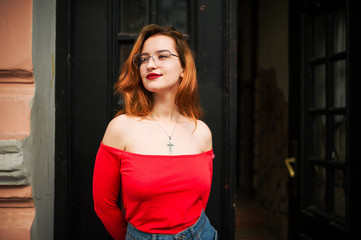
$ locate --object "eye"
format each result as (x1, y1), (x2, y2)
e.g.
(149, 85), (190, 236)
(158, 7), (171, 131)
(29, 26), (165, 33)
(156, 50), (170, 60)
(139, 55), (149, 63)
(158, 54), (169, 59)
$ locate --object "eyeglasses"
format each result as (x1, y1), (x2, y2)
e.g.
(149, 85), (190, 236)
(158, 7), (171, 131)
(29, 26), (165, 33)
(132, 49), (179, 69)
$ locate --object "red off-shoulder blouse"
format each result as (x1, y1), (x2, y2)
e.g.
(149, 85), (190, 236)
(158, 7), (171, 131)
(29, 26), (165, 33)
(93, 143), (213, 240)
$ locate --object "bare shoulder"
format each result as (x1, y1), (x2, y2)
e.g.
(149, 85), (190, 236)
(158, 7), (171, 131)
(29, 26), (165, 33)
(195, 119), (213, 152)
(102, 114), (134, 150)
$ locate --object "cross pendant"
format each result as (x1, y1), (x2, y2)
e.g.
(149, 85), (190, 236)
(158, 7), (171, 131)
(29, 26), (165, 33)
(167, 136), (174, 154)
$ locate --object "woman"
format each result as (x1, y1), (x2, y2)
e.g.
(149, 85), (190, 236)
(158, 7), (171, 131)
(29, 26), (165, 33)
(93, 24), (217, 240)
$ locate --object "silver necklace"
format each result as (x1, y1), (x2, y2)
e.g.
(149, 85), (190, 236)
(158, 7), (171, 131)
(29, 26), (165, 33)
(151, 113), (180, 154)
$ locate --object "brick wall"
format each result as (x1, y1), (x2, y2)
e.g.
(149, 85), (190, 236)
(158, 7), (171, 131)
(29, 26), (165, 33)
(0, 0), (35, 239)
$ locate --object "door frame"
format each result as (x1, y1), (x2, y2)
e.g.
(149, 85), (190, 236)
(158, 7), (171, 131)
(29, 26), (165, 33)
(288, 1), (301, 239)
(54, 0), (238, 239)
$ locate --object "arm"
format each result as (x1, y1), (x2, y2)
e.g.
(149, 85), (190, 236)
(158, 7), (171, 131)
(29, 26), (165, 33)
(196, 120), (213, 210)
(201, 151), (214, 210)
(93, 144), (127, 240)
(196, 120), (213, 152)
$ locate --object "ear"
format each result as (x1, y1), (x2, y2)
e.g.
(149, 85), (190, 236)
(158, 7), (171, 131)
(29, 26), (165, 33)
(180, 71), (184, 78)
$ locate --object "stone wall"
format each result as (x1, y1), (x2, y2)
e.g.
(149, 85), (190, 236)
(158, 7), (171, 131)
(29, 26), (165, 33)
(27, 0), (56, 238)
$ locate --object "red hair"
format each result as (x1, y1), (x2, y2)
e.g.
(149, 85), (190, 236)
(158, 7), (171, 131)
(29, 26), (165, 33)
(114, 24), (202, 121)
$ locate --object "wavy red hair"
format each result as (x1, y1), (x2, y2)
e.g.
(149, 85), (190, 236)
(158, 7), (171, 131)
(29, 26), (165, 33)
(114, 24), (202, 121)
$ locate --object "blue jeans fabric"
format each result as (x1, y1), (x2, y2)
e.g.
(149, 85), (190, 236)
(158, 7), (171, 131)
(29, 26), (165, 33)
(125, 211), (218, 240)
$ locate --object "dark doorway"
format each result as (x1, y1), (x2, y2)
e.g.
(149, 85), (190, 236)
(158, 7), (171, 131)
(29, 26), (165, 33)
(55, 0), (238, 239)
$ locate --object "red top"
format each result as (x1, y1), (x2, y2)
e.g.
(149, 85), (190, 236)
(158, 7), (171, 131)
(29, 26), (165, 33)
(93, 143), (213, 240)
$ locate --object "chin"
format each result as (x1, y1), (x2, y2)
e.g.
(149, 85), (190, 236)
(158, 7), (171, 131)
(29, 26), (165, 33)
(143, 81), (180, 93)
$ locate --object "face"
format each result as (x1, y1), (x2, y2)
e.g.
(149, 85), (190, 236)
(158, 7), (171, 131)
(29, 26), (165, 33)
(139, 35), (184, 96)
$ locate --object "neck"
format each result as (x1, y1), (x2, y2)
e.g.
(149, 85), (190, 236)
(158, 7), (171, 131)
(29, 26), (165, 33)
(151, 93), (179, 122)
(151, 104), (179, 122)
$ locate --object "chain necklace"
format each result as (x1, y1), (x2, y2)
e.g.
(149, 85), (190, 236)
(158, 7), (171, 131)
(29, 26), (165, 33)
(151, 113), (180, 154)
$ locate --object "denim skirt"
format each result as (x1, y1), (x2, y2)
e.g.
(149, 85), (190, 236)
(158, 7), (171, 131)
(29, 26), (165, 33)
(125, 211), (218, 240)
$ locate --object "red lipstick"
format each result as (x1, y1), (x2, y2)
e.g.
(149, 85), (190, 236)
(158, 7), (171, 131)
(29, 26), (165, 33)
(146, 73), (162, 80)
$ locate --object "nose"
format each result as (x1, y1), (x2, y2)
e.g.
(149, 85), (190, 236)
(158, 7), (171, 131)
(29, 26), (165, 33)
(145, 56), (157, 69)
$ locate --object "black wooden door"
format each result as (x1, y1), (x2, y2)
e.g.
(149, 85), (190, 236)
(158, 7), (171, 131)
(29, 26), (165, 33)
(55, 0), (237, 239)
(287, 1), (360, 239)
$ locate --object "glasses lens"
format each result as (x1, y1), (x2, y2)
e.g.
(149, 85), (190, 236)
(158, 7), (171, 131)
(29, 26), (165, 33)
(133, 54), (149, 68)
(132, 54), (140, 68)
(155, 50), (171, 63)
(133, 50), (173, 68)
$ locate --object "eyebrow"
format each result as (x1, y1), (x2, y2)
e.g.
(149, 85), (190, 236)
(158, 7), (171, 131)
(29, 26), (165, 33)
(140, 49), (169, 54)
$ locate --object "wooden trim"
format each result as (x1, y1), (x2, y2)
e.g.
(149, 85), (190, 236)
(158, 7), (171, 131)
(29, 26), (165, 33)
(54, 0), (72, 238)
(221, 0), (238, 239)
(347, 0), (360, 237)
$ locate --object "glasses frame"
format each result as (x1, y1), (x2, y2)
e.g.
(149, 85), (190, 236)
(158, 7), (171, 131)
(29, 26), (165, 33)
(132, 49), (179, 69)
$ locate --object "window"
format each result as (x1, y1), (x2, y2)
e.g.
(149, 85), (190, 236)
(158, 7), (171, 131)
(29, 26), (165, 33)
(303, 1), (347, 223)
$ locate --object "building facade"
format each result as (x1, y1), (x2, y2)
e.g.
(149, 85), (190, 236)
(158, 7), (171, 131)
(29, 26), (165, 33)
(0, 0), (359, 239)
(0, 0), (55, 239)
